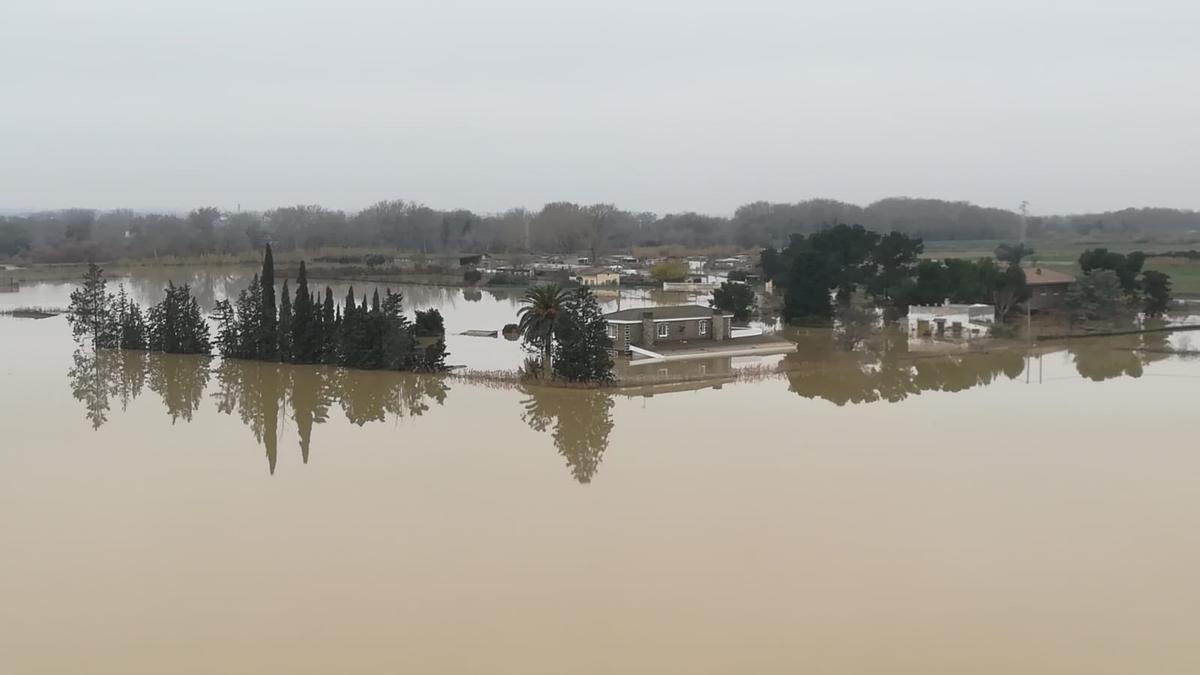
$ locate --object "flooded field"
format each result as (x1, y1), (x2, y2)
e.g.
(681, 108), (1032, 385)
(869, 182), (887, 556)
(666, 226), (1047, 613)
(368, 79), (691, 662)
(3, 270), (1200, 674)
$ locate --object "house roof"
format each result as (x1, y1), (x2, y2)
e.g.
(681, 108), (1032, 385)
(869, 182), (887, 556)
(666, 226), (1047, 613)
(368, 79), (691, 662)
(909, 303), (993, 317)
(1023, 267), (1075, 285)
(604, 304), (732, 322)
(577, 267), (618, 276)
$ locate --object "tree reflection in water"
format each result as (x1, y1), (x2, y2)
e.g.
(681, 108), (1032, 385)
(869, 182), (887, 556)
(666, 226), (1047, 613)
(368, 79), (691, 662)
(67, 351), (449, 474)
(1068, 331), (1171, 381)
(785, 328), (1036, 405)
(520, 386), (614, 484)
(66, 328), (1188, 478)
(148, 352), (211, 424)
(212, 359), (286, 473)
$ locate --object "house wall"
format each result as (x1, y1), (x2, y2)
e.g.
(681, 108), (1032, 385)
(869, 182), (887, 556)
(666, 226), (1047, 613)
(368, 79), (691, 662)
(1029, 283), (1071, 311)
(580, 273), (619, 286)
(607, 316), (729, 350)
(907, 308), (991, 338)
(608, 322), (638, 350)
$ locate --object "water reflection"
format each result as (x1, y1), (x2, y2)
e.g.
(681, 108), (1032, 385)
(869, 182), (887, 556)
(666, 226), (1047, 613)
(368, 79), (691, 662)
(781, 328), (1186, 406)
(68, 350), (449, 473)
(150, 352), (211, 423)
(65, 329), (1191, 480)
(782, 329), (1026, 406)
(520, 385), (614, 484)
(1067, 331), (1171, 381)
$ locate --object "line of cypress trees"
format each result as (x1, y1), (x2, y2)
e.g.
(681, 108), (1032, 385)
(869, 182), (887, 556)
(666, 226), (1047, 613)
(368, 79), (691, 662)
(212, 246), (448, 371)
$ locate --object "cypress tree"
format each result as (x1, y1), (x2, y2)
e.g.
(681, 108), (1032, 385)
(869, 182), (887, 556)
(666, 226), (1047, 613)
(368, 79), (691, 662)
(340, 288), (358, 367)
(323, 287), (335, 324)
(322, 287), (336, 363)
(291, 261), (318, 363)
(278, 279), (293, 362)
(259, 244), (277, 360)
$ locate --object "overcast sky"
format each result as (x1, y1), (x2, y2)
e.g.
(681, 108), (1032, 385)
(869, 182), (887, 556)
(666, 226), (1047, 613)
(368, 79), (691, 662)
(2, 0), (1197, 216)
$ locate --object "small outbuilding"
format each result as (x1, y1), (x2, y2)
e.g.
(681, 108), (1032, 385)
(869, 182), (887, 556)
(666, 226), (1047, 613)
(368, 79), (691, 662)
(906, 302), (995, 338)
(576, 268), (619, 286)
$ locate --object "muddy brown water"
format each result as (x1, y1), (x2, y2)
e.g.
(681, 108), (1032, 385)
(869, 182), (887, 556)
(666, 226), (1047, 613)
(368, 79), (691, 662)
(3, 272), (1200, 674)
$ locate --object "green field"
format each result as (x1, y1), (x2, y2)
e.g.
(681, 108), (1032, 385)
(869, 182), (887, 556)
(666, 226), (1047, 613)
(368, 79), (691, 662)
(924, 239), (1200, 297)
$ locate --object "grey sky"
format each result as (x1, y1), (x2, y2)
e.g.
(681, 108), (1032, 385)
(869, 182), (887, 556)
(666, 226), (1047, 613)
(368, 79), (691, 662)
(2, 0), (1197, 216)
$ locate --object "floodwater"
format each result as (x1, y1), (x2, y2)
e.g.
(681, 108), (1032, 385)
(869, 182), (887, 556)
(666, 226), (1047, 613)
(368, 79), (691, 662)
(3, 270), (1200, 674)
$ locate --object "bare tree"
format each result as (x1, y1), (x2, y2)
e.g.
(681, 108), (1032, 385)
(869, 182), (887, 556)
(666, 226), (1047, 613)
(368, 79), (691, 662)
(586, 203), (616, 264)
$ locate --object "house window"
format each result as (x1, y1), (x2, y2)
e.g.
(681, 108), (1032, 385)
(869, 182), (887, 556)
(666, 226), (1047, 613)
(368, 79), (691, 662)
(699, 320), (709, 336)
(657, 322), (669, 338)
(606, 323), (616, 339)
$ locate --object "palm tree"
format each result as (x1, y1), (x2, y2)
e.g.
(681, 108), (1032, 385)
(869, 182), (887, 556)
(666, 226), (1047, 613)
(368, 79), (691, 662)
(518, 283), (568, 379)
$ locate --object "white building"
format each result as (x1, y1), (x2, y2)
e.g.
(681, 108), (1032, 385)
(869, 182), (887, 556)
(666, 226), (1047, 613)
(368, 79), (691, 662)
(906, 302), (995, 338)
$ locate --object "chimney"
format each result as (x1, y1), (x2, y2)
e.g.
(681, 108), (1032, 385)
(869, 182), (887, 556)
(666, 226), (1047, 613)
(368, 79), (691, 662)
(712, 308), (725, 341)
(641, 311), (655, 347)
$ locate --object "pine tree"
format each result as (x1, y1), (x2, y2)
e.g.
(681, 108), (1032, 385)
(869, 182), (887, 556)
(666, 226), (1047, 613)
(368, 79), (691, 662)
(213, 299), (239, 358)
(147, 282), (211, 355)
(114, 285), (148, 350)
(414, 308), (445, 337)
(258, 244), (277, 360)
(552, 287), (614, 383)
(67, 262), (118, 350)
(233, 274), (263, 359)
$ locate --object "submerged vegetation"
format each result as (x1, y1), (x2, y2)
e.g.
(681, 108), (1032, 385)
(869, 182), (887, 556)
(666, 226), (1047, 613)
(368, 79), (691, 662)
(66, 261), (207, 354)
(517, 284), (614, 384)
(65, 246), (448, 372)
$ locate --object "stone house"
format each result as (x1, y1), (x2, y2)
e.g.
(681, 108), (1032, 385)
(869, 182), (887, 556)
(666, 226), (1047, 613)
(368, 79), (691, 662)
(603, 304), (734, 351)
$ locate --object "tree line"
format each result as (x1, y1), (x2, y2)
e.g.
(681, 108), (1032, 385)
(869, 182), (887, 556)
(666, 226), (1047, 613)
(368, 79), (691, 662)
(761, 225), (1025, 323)
(66, 245), (448, 371)
(763, 226), (1174, 326)
(8, 197), (1200, 264)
